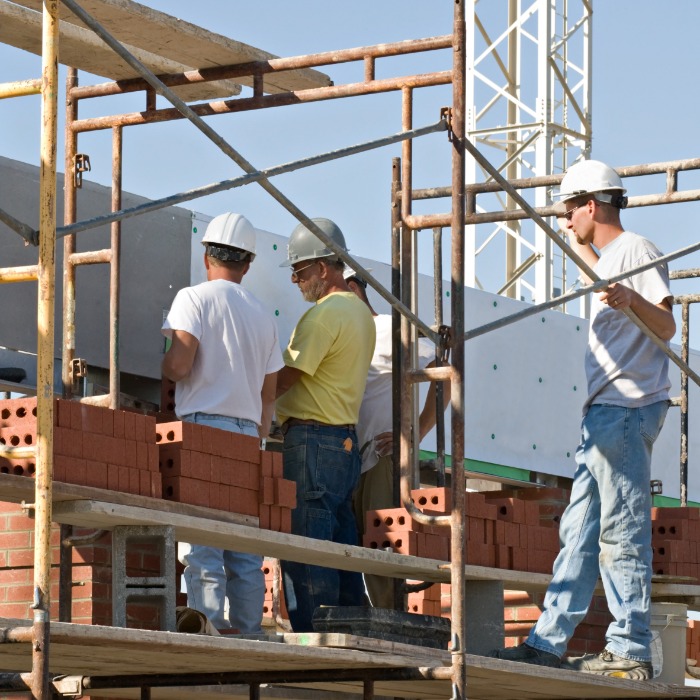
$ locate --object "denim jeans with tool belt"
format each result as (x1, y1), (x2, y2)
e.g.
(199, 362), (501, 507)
(526, 401), (669, 662)
(177, 412), (265, 633)
(280, 420), (367, 632)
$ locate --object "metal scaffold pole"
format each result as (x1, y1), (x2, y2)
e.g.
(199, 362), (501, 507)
(449, 1), (467, 698)
(32, 1), (59, 698)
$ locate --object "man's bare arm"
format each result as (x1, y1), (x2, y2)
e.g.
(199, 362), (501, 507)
(162, 330), (199, 382)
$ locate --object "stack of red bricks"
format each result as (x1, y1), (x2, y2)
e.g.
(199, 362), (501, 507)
(363, 486), (562, 574)
(406, 579), (442, 617)
(481, 489), (563, 574)
(363, 488), (451, 561)
(652, 506), (700, 580)
(156, 421), (295, 532)
(0, 397), (161, 497)
(262, 558), (289, 628)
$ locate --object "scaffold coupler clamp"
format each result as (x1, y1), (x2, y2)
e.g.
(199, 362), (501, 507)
(52, 675), (85, 699)
(440, 107), (453, 142)
(438, 324), (452, 363)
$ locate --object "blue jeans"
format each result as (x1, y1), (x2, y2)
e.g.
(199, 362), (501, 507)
(177, 412), (265, 633)
(528, 401), (669, 662)
(280, 423), (367, 632)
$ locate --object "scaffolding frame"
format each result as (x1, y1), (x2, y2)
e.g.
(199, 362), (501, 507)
(1, 1), (700, 699)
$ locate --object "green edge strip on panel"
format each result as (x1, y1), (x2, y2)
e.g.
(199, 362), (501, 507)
(419, 450), (531, 483)
(653, 494), (700, 508)
(420, 450), (699, 508)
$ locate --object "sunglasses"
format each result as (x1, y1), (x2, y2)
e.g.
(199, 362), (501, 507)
(290, 260), (319, 281)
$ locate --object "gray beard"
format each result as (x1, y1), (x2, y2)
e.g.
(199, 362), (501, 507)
(302, 278), (327, 303)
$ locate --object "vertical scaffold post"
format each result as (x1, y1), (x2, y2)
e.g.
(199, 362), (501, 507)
(32, 1), (59, 698)
(450, 1), (467, 699)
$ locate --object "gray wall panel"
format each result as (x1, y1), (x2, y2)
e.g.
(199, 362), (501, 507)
(0, 155), (191, 380)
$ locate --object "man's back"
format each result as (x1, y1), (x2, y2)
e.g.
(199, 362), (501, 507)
(164, 278), (281, 421)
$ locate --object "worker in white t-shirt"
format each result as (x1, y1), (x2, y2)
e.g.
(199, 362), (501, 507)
(345, 267), (450, 608)
(162, 212), (284, 634)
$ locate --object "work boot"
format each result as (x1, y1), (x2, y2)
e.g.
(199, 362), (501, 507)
(561, 649), (652, 680)
(487, 642), (561, 668)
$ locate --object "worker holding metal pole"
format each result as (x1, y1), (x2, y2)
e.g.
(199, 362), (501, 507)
(489, 160), (676, 680)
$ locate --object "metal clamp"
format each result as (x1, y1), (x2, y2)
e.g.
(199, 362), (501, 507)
(70, 358), (87, 396)
(52, 675), (84, 698)
(440, 106), (453, 142)
(73, 154), (91, 188)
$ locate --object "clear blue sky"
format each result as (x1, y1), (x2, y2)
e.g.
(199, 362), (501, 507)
(1, 0), (700, 348)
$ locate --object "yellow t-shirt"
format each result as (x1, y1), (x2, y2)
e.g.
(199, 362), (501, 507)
(276, 292), (376, 426)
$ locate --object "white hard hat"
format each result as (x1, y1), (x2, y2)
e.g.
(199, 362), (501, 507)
(280, 218), (348, 267)
(555, 160), (627, 207)
(343, 265), (372, 280)
(202, 213), (256, 260)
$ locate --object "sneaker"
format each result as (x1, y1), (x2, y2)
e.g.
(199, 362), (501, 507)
(561, 649), (652, 680)
(486, 642), (561, 668)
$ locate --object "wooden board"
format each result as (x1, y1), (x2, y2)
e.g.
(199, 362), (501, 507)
(2, 473), (698, 604)
(8, 0), (331, 95)
(246, 632), (450, 664)
(0, 620), (697, 700)
(0, 1), (241, 101)
(0, 472), (257, 527)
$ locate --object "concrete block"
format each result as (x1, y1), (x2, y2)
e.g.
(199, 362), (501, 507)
(111, 525), (176, 632)
(464, 579), (504, 655)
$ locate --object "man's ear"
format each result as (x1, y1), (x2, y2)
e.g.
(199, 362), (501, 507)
(203, 252), (210, 270)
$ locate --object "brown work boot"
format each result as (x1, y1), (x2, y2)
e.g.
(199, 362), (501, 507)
(561, 649), (652, 680)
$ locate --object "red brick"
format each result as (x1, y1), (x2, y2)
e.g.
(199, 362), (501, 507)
(113, 410), (125, 439)
(139, 470), (151, 497)
(118, 465), (130, 493)
(85, 461), (108, 489)
(124, 439), (137, 468)
(412, 487), (451, 514)
(151, 473), (162, 499)
(272, 451), (283, 477)
(274, 478), (296, 509)
(280, 508), (291, 533)
(233, 433), (261, 464)
(259, 476), (275, 505)
(106, 464), (120, 491)
(260, 451), (274, 477)
(191, 451), (211, 481)
(163, 476), (208, 507)
(80, 404), (104, 435)
(148, 444), (158, 471)
(269, 505), (282, 532)
(158, 445), (186, 476)
(56, 398), (72, 428)
(123, 411), (136, 441)
(259, 504), (271, 529)
(136, 441), (149, 470)
(230, 486), (258, 517)
(364, 529), (419, 556)
(129, 468), (140, 495)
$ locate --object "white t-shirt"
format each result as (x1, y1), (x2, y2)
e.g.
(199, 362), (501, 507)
(162, 279), (284, 424)
(357, 314), (435, 473)
(584, 231), (672, 412)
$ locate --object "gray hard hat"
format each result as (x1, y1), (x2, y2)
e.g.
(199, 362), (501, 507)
(280, 217), (348, 267)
